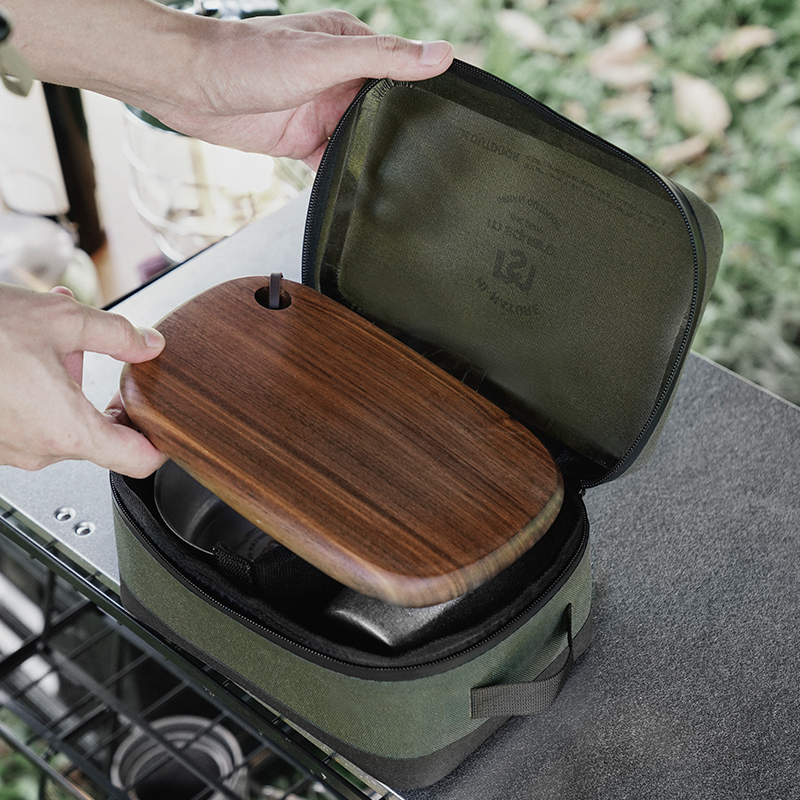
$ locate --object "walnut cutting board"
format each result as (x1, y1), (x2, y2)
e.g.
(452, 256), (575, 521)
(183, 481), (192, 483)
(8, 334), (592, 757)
(120, 277), (563, 607)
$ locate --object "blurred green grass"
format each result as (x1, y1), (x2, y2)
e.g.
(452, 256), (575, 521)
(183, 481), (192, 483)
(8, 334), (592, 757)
(286, 0), (800, 404)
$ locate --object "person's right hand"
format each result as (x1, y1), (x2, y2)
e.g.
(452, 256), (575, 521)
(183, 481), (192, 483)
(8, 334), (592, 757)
(0, 283), (167, 477)
(144, 10), (455, 168)
(2, 1), (454, 170)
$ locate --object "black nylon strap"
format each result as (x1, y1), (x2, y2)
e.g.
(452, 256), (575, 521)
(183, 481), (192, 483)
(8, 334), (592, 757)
(214, 544), (254, 590)
(268, 272), (283, 309)
(470, 604), (574, 719)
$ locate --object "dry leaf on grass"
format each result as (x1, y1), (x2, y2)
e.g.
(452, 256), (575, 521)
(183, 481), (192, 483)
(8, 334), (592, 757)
(636, 12), (669, 34)
(569, 0), (604, 24)
(495, 10), (567, 55)
(517, 0), (549, 11)
(734, 73), (770, 102)
(561, 100), (589, 125)
(711, 25), (777, 62)
(454, 42), (487, 69)
(588, 24), (658, 88)
(654, 135), (710, 173)
(601, 90), (654, 121)
(672, 73), (732, 138)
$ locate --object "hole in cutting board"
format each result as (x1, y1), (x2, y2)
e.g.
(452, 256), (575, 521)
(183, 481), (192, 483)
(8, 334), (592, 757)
(254, 273), (292, 310)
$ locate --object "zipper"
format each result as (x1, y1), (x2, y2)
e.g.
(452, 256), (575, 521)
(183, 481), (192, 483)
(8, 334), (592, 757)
(302, 59), (706, 491)
(112, 477), (589, 681)
(582, 178), (704, 489)
(301, 77), (384, 287)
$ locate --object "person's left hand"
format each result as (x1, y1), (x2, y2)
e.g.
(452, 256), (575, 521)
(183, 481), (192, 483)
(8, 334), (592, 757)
(0, 284), (167, 477)
(143, 10), (454, 169)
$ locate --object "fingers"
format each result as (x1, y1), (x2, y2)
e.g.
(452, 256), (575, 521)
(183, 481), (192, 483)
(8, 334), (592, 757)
(95, 410), (168, 478)
(55, 295), (165, 364)
(395, 38), (455, 72)
(80, 307), (165, 363)
(36, 290), (168, 477)
(69, 392), (168, 479)
(69, 379), (168, 478)
(0, 370), (166, 478)
(275, 9), (375, 37)
(275, 9), (455, 76)
(50, 286), (84, 384)
(237, 12), (454, 104)
(72, 320), (167, 476)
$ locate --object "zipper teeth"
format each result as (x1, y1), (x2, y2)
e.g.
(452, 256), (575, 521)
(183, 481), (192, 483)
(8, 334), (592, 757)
(112, 480), (589, 677)
(583, 222), (700, 489)
(301, 78), (383, 286)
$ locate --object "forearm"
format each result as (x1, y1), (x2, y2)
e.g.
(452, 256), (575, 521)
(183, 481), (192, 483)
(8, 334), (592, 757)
(3, 1), (453, 166)
(3, 0), (208, 110)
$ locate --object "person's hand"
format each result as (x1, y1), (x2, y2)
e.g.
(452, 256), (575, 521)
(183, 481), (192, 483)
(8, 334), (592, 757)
(0, 284), (167, 477)
(3, 0), (454, 170)
(146, 11), (455, 168)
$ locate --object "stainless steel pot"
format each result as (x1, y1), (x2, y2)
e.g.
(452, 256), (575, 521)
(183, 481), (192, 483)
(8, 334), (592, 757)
(154, 460), (276, 562)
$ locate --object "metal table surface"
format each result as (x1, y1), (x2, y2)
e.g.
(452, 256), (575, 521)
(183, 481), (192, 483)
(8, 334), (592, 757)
(3, 191), (800, 799)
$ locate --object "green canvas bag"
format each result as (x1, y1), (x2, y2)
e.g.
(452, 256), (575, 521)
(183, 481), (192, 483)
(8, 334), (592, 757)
(112, 59), (722, 790)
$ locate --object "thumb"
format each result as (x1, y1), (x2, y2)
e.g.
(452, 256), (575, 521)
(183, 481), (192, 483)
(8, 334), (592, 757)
(329, 34), (454, 85)
(70, 303), (165, 364)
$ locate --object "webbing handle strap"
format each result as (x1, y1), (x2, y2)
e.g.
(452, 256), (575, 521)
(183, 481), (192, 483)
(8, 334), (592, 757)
(470, 604), (574, 719)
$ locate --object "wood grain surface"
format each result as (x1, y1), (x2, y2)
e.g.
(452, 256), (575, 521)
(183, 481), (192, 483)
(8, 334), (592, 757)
(120, 277), (563, 607)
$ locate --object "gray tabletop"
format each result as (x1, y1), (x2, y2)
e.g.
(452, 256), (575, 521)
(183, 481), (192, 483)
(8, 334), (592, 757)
(2, 193), (798, 799)
(408, 354), (800, 800)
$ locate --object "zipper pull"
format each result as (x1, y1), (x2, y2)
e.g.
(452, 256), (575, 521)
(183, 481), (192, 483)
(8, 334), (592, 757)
(0, 8), (34, 97)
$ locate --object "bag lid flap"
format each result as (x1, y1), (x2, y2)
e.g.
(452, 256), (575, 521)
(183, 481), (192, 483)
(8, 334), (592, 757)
(303, 61), (723, 485)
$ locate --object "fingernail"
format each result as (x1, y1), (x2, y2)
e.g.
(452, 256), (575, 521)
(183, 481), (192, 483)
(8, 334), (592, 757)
(141, 326), (165, 349)
(420, 40), (451, 67)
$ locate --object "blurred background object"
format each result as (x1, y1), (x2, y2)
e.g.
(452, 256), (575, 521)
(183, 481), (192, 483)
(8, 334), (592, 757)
(121, 0), (312, 271)
(0, 0), (313, 303)
(122, 105), (312, 268)
(0, 210), (98, 303)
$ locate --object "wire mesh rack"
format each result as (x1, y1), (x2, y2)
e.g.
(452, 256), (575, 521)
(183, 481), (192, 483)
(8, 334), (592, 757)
(0, 511), (404, 800)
